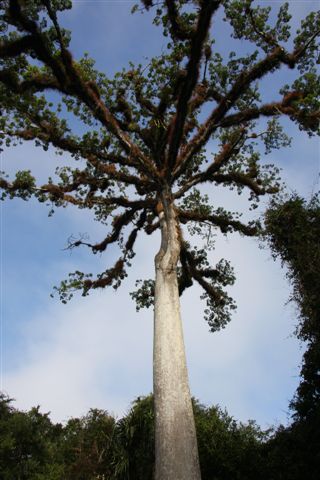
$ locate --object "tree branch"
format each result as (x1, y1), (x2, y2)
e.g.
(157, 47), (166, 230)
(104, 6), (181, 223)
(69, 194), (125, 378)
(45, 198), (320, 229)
(177, 208), (258, 236)
(164, 0), (196, 41)
(7, 114), (157, 189)
(5, 0), (160, 181)
(246, 6), (279, 48)
(67, 207), (143, 253)
(174, 128), (246, 196)
(179, 243), (223, 302)
(219, 94), (319, 131)
(213, 172), (278, 196)
(0, 69), (65, 94)
(175, 44), (308, 179)
(1, 173), (156, 211)
(165, 1), (221, 173)
(0, 34), (35, 57)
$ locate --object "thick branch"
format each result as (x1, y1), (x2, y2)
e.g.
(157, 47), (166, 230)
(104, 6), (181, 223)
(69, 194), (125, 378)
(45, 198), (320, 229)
(178, 246), (193, 295)
(191, 268), (221, 302)
(8, 0), (69, 87)
(125, 209), (147, 251)
(177, 209), (258, 236)
(188, 83), (224, 113)
(219, 95), (319, 130)
(145, 218), (160, 235)
(1, 174), (155, 211)
(179, 244), (222, 302)
(166, 1), (221, 172)
(164, 0), (196, 41)
(83, 257), (126, 291)
(5, 0), (160, 181)
(213, 172), (278, 196)
(84, 155), (154, 191)
(68, 208), (143, 253)
(0, 34), (35, 57)
(8, 117), (156, 189)
(0, 69), (65, 94)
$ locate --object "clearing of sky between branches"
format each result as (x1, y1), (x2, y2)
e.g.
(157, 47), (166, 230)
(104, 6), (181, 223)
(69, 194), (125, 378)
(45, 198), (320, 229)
(0, 1), (319, 479)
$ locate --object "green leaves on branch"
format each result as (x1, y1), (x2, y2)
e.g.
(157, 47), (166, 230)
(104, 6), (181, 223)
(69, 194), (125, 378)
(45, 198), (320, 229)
(263, 118), (291, 155)
(130, 244), (236, 333)
(0, 170), (36, 200)
(223, 1), (292, 52)
(280, 71), (320, 135)
(52, 257), (130, 304)
(130, 279), (155, 311)
(294, 10), (320, 73)
(181, 245), (236, 332)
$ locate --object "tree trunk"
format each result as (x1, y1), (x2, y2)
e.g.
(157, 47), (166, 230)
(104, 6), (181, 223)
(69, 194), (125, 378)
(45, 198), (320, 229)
(153, 201), (201, 480)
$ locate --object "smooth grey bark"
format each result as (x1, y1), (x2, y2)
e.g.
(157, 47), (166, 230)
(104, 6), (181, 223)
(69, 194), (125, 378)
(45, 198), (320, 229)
(153, 200), (201, 480)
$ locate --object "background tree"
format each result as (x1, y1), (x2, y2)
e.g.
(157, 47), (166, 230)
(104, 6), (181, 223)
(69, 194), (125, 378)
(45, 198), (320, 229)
(111, 395), (269, 480)
(0, 393), (64, 480)
(0, 392), (270, 480)
(0, 1), (319, 478)
(262, 193), (320, 480)
(112, 395), (155, 480)
(264, 194), (320, 421)
(61, 408), (116, 480)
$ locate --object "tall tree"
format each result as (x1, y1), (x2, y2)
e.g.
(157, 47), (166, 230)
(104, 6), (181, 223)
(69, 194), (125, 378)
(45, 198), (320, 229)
(0, 1), (319, 478)
(62, 408), (116, 479)
(263, 194), (320, 480)
(0, 393), (64, 480)
(265, 194), (320, 421)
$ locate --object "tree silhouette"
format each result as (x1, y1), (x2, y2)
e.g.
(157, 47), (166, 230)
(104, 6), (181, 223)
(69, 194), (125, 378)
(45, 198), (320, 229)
(1, 1), (319, 478)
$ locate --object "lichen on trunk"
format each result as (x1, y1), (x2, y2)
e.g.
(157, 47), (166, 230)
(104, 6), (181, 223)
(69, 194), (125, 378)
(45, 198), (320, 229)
(153, 199), (201, 480)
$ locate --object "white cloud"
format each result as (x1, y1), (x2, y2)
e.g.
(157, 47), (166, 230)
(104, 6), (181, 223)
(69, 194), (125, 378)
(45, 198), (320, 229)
(3, 219), (302, 429)
(4, 286), (154, 423)
(181, 232), (301, 427)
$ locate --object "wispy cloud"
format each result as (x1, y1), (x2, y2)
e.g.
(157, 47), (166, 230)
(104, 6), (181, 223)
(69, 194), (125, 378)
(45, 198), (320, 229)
(4, 286), (153, 422)
(4, 219), (301, 428)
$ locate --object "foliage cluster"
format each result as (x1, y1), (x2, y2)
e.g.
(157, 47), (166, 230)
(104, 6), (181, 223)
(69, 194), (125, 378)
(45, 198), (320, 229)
(261, 193), (320, 480)
(0, 392), (266, 480)
(265, 194), (320, 421)
(1, 387), (319, 480)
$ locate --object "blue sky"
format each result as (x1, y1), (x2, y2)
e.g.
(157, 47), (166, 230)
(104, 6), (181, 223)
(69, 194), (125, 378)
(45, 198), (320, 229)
(1, 0), (319, 427)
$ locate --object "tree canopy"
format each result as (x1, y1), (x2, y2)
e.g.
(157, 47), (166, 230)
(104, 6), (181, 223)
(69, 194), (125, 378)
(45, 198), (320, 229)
(1, 0), (319, 331)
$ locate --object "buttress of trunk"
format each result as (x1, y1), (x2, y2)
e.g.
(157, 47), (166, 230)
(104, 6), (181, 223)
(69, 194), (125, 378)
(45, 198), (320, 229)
(153, 201), (201, 480)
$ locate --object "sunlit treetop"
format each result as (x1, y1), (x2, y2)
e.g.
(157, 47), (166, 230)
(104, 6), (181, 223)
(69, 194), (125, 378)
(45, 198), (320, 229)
(0, 0), (319, 331)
